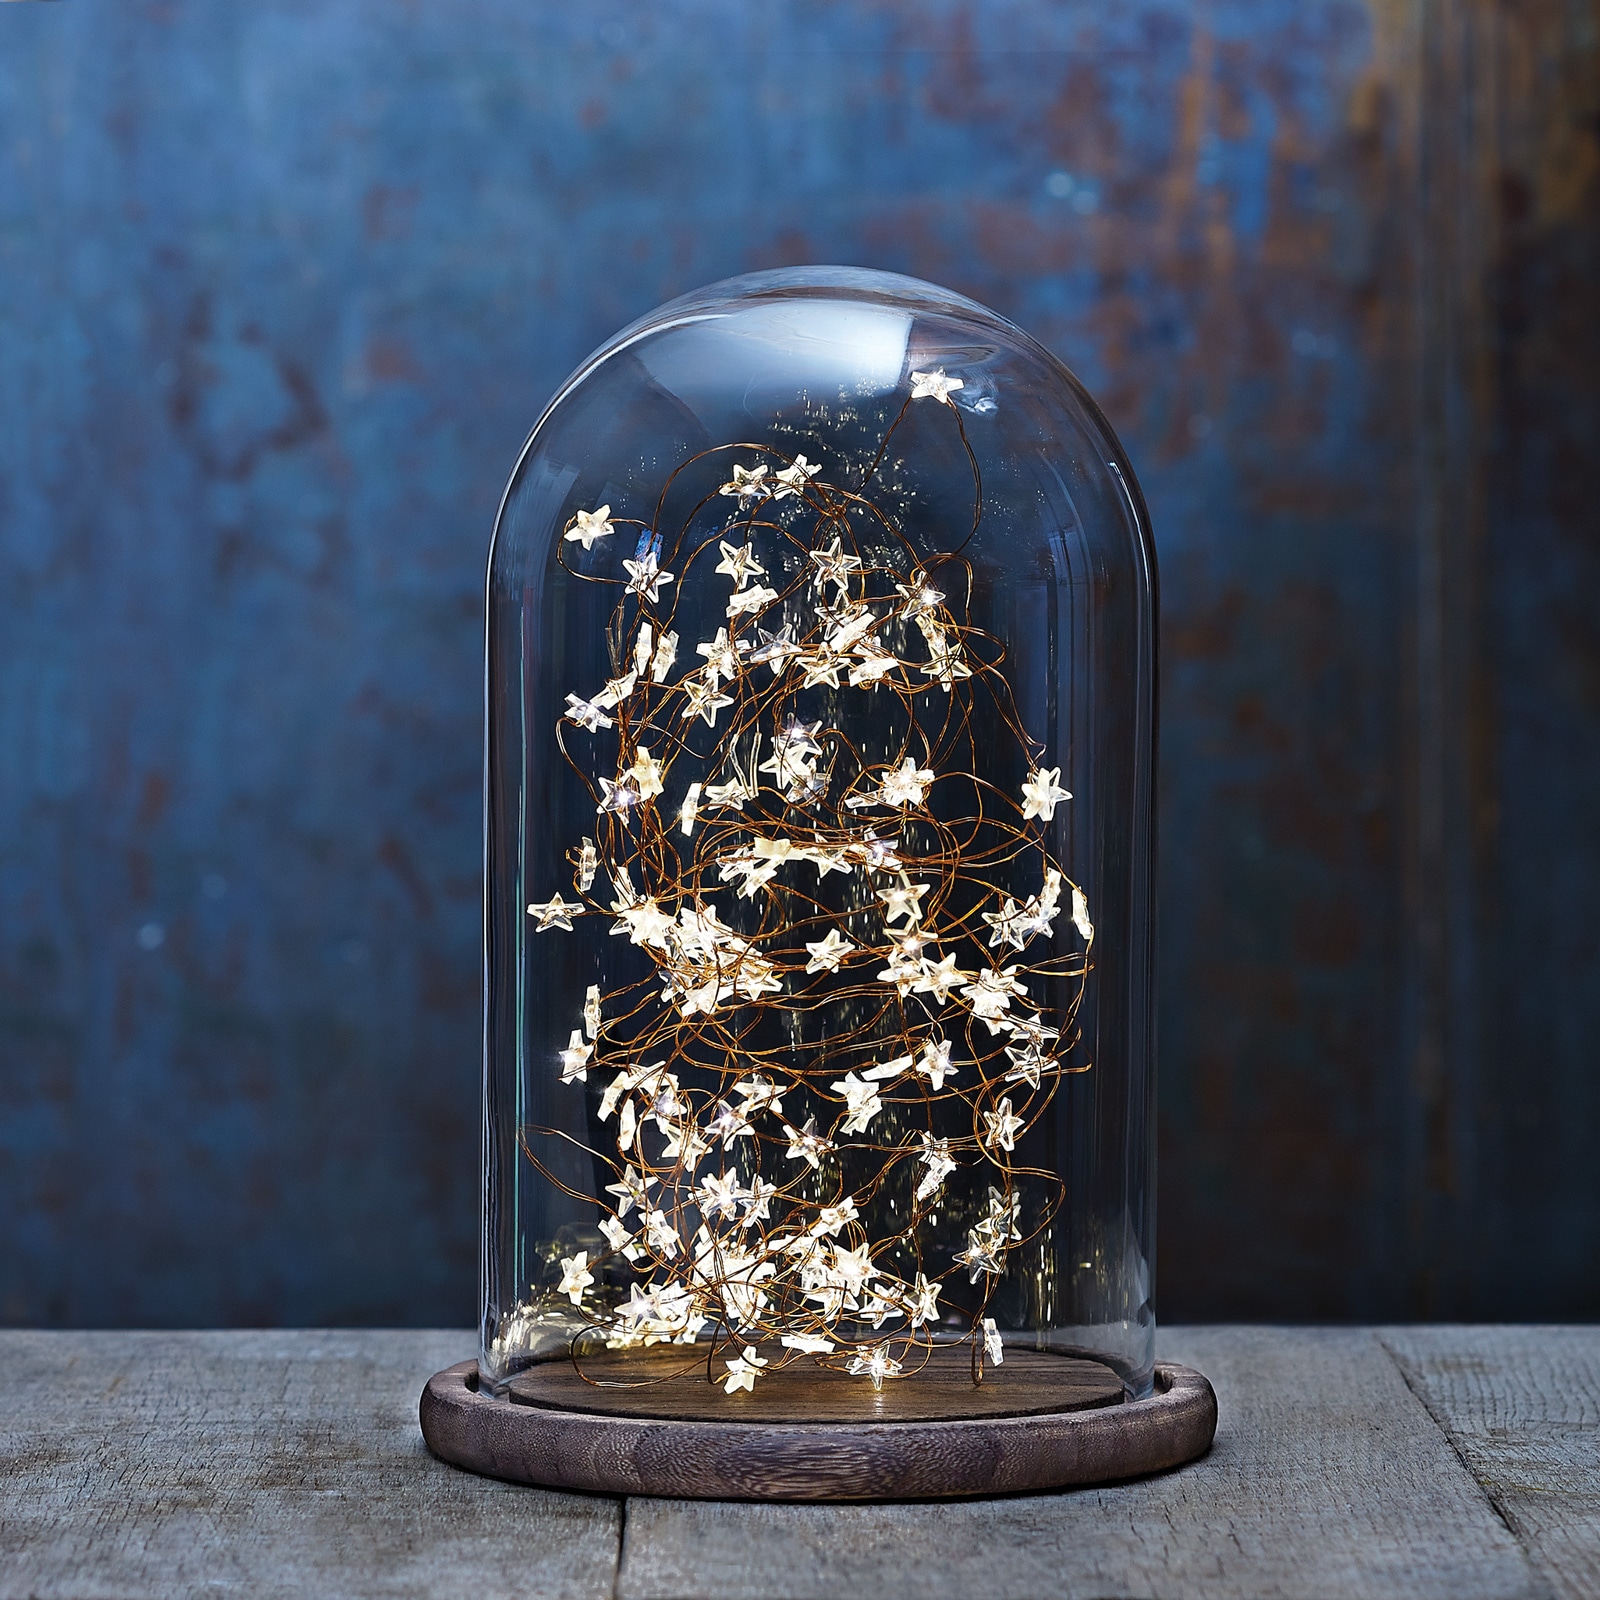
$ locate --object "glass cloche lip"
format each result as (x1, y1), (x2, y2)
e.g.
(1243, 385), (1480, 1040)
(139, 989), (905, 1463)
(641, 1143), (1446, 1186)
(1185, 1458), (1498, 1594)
(499, 265), (1149, 544)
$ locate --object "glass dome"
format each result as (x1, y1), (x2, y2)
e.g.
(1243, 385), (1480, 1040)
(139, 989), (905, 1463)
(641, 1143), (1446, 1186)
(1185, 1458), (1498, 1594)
(481, 266), (1157, 1406)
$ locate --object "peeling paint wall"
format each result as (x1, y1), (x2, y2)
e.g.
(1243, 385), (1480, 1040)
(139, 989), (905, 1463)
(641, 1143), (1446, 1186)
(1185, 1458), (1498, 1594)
(1, 0), (1595, 1326)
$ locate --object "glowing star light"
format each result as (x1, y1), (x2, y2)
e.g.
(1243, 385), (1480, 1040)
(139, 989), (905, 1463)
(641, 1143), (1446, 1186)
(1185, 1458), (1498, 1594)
(848, 1343), (903, 1390)
(627, 747), (665, 800)
(557, 1250), (594, 1305)
(650, 629), (678, 682)
(564, 505), (614, 550)
(982, 896), (1031, 951)
(596, 669), (637, 708)
(734, 1075), (785, 1119)
(695, 627), (741, 686)
(526, 894), (577, 931)
(773, 454), (822, 496)
(1073, 885), (1095, 941)
(784, 1117), (834, 1170)
(910, 368), (964, 403)
(963, 965), (1026, 1029)
(877, 949), (922, 997)
(879, 757), (936, 808)
(797, 651), (848, 689)
(982, 1097), (1026, 1153)
(830, 1072), (884, 1135)
(782, 1332), (833, 1354)
(604, 1166), (655, 1217)
(983, 1316), (1005, 1366)
(912, 952), (968, 1005)
(575, 838), (598, 892)
(916, 1134), (957, 1201)
(742, 1174), (778, 1226)
(558, 1030), (593, 1084)
(719, 463), (770, 505)
(623, 552), (674, 603)
(697, 1170), (746, 1222)
(681, 674), (735, 728)
(678, 782), (701, 837)
(804, 929), (855, 973)
(563, 693), (613, 732)
(808, 537), (863, 594)
(721, 1345), (769, 1394)
(1021, 766), (1073, 821)
(916, 1038), (959, 1091)
(877, 882), (930, 927)
(597, 776), (637, 816)
(748, 624), (801, 674)
(727, 583), (781, 619)
(906, 1273), (941, 1327)
(714, 539), (766, 589)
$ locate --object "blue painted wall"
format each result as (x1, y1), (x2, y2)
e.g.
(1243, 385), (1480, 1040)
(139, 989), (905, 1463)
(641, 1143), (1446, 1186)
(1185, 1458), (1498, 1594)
(2, 0), (1595, 1326)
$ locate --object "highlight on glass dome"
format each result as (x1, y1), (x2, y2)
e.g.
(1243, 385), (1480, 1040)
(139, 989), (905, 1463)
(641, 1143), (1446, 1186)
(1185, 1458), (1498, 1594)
(421, 266), (1215, 1500)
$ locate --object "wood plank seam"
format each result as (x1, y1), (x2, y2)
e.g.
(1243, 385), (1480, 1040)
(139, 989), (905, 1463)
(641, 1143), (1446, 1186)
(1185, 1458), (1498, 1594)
(1378, 1333), (1555, 1596)
(613, 1497), (631, 1600)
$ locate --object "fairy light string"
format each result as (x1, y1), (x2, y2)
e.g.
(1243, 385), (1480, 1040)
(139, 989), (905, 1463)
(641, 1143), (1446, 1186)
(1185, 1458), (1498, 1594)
(517, 370), (1095, 1396)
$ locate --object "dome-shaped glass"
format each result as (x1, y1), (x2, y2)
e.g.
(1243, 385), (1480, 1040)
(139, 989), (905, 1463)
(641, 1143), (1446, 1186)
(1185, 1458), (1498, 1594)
(482, 266), (1157, 1405)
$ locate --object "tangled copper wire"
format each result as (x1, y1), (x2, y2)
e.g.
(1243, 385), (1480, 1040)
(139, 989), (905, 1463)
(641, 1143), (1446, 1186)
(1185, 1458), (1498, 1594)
(517, 387), (1093, 1393)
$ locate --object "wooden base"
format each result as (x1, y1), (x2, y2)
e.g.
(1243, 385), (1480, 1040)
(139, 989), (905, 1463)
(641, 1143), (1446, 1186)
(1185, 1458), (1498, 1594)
(420, 1345), (1217, 1501)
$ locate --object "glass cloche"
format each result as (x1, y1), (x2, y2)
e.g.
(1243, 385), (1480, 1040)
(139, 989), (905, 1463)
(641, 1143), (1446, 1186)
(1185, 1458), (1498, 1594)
(480, 266), (1157, 1407)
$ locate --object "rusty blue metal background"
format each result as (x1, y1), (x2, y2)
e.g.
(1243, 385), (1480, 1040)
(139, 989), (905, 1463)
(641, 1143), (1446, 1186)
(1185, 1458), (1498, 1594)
(2, 0), (1595, 1326)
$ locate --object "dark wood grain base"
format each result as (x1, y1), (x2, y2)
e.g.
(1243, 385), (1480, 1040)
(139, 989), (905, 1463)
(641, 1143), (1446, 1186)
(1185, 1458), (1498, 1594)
(420, 1349), (1217, 1500)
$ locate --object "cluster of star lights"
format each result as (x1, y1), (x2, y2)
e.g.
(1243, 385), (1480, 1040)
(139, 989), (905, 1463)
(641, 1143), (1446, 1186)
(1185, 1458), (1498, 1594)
(516, 367), (1095, 1397)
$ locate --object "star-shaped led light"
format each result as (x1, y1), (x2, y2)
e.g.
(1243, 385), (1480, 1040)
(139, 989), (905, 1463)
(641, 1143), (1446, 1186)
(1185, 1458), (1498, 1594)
(847, 1342), (903, 1391)
(773, 454), (821, 497)
(558, 1029), (593, 1083)
(695, 627), (741, 686)
(915, 1134), (957, 1201)
(982, 1097), (1025, 1153)
(1072, 885), (1094, 941)
(909, 368), (964, 403)
(1021, 766), (1072, 822)
(526, 894), (577, 931)
(563, 693), (613, 732)
(983, 1316), (1005, 1366)
(597, 776), (637, 816)
(880, 757), (936, 808)
(627, 746), (665, 799)
(877, 881), (930, 927)
(912, 951), (968, 1005)
(557, 1250), (594, 1304)
(916, 1038), (959, 1091)
(718, 463), (771, 505)
(749, 623), (801, 674)
(727, 583), (780, 618)
(808, 537), (863, 594)
(783, 1117), (834, 1170)
(721, 1345), (769, 1394)
(622, 552), (674, 603)
(804, 928), (855, 973)
(830, 1071), (884, 1135)
(564, 505), (614, 550)
(715, 539), (766, 589)
(680, 674), (734, 728)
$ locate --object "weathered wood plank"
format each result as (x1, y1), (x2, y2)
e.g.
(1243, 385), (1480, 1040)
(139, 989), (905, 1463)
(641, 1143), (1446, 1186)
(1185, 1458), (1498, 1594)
(616, 1327), (1541, 1600)
(1382, 1326), (1600, 1600)
(0, 1330), (618, 1600)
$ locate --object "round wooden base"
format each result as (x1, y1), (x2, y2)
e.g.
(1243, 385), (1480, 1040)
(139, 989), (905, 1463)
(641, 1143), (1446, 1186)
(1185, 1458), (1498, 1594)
(420, 1346), (1217, 1501)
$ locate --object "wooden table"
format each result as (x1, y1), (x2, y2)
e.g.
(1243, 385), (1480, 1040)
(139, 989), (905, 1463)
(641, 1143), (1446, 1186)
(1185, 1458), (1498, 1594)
(2, 1327), (1596, 1599)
